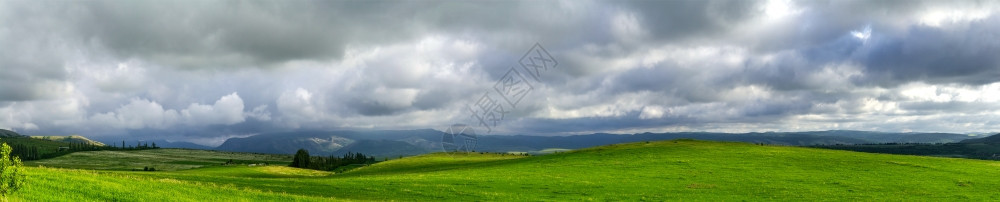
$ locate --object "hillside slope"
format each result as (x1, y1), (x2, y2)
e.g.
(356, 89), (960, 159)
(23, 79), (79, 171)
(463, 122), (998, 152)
(10, 140), (1000, 201)
(0, 128), (24, 137)
(31, 135), (106, 146)
(959, 133), (1000, 144)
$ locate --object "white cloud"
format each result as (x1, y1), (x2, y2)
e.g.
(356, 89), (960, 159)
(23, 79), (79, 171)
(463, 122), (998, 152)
(87, 93), (248, 130)
(639, 106), (666, 119)
(90, 98), (179, 129)
(918, 7), (993, 27)
(277, 88), (322, 128)
(851, 25), (871, 42)
(247, 105), (271, 121)
(181, 93), (246, 125)
(0, 105), (39, 131)
(763, 0), (804, 20)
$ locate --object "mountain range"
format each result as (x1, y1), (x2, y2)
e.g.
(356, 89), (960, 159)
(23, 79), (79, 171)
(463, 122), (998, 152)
(13, 128), (978, 157)
(0, 129), (25, 138)
(205, 129), (981, 157)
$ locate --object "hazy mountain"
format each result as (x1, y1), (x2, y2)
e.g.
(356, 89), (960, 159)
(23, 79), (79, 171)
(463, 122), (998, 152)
(333, 139), (431, 157)
(959, 133), (1000, 144)
(210, 129), (977, 157)
(215, 130), (442, 155)
(802, 130), (976, 143)
(140, 139), (215, 150)
(0, 129), (24, 138)
(91, 137), (211, 150)
(474, 132), (872, 152)
(815, 133), (1000, 160)
(216, 131), (356, 155)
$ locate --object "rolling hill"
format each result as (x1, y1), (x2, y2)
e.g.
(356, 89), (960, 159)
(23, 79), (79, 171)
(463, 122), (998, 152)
(0, 128), (25, 137)
(30, 135), (105, 146)
(9, 139), (1000, 200)
(814, 133), (1000, 160)
(959, 133), (1000, 144)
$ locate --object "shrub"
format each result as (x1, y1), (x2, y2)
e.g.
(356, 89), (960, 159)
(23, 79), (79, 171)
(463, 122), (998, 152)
(0, 143), (27, 196)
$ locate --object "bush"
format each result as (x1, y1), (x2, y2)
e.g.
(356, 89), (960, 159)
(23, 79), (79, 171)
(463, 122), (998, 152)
(0, 143), (27, 196)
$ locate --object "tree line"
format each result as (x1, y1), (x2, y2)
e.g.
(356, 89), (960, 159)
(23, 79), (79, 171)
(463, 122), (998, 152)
(109, 141), (159, 150)
(8, 144), (40, 160)
(289, 149), (376, 172)
(5, 140), (161, 161)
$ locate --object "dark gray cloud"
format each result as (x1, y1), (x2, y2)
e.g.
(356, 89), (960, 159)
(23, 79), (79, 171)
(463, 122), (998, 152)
(860, 17), (1000, 86)
(621, 0), (759, 41)
(2, 0), (1000, 145)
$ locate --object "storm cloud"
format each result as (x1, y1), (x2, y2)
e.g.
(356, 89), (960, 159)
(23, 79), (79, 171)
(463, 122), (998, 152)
(2, 0), (1000, 145)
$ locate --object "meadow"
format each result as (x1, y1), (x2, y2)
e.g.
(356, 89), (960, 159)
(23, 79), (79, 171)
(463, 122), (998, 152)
(25, 149), (291, 171)
(7, 139), (1000, 201)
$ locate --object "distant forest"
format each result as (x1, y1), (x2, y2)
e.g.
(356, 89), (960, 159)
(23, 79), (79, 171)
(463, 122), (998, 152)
(4, 138), (160, 161)
(812, 142), (1000, 161)
(289, 149), (376, 172)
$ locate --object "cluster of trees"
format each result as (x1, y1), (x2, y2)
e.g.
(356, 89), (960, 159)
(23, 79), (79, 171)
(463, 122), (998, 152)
(8, 144), (40, 160)
(5, 141), (161, 161)
(0, 143), (26, 196)
(289, 149), (377, 171)
(109, 141), (159, 150)
(129, 166), (157, 171)
(67, 142), (103, 151)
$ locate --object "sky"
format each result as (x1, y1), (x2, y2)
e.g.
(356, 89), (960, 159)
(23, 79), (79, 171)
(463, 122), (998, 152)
(2, 0), (1000, 146)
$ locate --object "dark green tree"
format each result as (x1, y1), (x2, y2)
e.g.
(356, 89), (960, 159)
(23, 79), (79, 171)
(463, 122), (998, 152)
(290, 149), (311, 168)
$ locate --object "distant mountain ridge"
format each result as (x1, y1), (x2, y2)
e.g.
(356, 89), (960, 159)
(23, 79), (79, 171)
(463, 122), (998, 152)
(31, 135), (106, 146)
(0, 129), (25, 138)
(814, 133), (1000, 160)
(211, 129), (980, 157)
(215, 130), (441, 155)
(959, 133), (1000, 144)
(6, 129), (983, 158)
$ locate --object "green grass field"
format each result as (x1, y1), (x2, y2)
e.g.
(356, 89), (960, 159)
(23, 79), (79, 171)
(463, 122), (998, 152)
(25, 148), (292, 171)
(7, 139), (1000, 201)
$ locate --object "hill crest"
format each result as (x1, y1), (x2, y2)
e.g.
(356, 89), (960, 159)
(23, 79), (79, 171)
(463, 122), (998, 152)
(959, 133), (1000, 144)
(0, 128), (25, 138)
(31, 135), (106, 146)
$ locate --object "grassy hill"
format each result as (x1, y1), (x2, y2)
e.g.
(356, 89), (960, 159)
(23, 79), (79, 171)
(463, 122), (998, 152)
(0, 129), (25, 137)
(29, 135), (105, 146)
(1, 135), (109, 160)
(8, 140), (1000, 201)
